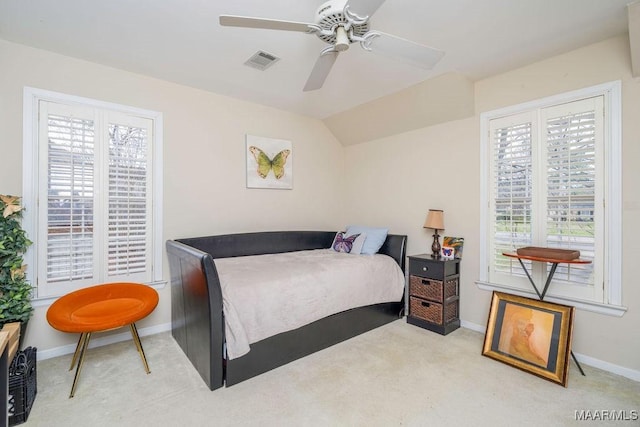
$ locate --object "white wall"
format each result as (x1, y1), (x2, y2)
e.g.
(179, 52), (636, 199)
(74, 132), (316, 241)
(0, 39), (346, 352)
(343, 35), (640, 375)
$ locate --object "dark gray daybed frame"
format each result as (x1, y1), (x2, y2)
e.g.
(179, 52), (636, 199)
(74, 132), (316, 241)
(166, 231), (407, 390)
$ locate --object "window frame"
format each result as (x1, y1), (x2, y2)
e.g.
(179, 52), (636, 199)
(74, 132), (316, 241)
(22, 87), (164, 301)
(478, 81), (624, 316)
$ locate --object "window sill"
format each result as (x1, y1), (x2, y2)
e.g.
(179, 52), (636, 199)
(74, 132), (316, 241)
(31, 280), (167, 308)
(475, 280), (627, 317)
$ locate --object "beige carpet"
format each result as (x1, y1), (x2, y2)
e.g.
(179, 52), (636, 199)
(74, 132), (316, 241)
(22, 320), (640, 426)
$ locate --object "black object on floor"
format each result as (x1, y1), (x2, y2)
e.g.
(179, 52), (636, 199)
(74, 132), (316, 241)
(8, 347), (37, 426)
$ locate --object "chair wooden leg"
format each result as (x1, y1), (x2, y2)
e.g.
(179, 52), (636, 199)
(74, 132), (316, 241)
(69, 332), (87, 371)
(129, 323), (150, 374)
(70, 332), (92, 398)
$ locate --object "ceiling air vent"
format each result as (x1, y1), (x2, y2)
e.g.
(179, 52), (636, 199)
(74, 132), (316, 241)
(244, 50), (280, 71)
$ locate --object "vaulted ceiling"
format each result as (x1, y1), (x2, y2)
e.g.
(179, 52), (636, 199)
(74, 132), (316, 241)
(0, 0), (634, 120)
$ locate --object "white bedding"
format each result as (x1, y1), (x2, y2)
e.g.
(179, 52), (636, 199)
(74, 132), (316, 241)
(214, 249), (405, 359)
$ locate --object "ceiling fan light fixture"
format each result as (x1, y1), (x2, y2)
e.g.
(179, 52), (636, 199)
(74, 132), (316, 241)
(314, 0), (369, 45)
(335, 26), (350, 51)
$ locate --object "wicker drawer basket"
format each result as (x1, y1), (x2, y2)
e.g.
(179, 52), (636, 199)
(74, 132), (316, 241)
(409, 276), (458, 303)
(409, 296), (458, 325)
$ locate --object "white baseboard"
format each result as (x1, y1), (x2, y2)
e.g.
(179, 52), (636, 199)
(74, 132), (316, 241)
(36, 322), (172, 361)
(573, 353), (640, 382)
(460, 319), (485, 333)
(460, 320), (640, 383)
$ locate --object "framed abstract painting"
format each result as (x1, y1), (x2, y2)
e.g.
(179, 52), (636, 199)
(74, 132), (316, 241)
(482, 291), (575, 387)
(246, 134), (293, 189)
(442, 236), (464, 259)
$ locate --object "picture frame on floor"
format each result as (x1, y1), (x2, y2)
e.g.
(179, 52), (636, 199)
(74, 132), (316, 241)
(482, 291), (575, 387)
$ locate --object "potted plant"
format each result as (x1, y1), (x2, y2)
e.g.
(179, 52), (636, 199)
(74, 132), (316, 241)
(0, 195), (34, 336)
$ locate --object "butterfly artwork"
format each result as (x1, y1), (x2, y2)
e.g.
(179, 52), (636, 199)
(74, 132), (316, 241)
(441, 246), (455, 260)
(248, 146), (290, 180)
(246, 135), (293, 189)
(332, 232), (362, 254)
(0, 194), (23, 218)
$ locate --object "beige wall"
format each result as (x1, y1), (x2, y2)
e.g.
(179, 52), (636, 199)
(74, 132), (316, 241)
(1, 34), (638, 376)
(0, 39), (346, 352)
(344, 35), (640, 374)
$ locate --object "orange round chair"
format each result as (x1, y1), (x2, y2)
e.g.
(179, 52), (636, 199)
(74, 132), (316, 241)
(47, 282), (159, 397)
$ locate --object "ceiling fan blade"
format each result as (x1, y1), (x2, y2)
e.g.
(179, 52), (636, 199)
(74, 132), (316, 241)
(344, 0), (386, 19)
(363, 31), (445, 70)
(303, 51), (339, 92)
(219, 15), (314, 33)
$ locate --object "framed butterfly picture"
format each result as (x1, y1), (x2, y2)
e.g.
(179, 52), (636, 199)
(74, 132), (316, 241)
(441, 246), (455, 260)
(246, 134), (293, 189)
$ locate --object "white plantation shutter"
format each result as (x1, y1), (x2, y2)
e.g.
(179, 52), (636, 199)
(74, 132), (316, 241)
(106, 115), (152, 281)
(38, 103), (97, 292)
(540, 98), (603, 301)
(487, 97), (604, 302)
(490, 114), (534, 283)
(35, 100), (155, 297)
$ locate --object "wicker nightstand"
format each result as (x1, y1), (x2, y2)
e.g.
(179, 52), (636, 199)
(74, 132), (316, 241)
(406, 254), (460, 335)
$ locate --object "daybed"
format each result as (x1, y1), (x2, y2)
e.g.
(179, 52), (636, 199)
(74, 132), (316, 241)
(166, 230), (407, 390)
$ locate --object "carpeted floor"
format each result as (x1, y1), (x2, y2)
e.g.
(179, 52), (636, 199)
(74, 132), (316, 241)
(21, 320), (640, 426)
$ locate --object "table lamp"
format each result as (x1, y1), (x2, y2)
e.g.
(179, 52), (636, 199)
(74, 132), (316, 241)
(424, 209), (444, 258)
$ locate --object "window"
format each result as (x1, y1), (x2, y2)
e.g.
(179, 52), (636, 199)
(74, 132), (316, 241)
(23, 88), (163, 299)
(479, 82), (623, 315)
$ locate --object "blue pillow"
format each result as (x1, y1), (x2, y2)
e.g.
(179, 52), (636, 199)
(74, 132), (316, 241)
(345, 225), (388, 255)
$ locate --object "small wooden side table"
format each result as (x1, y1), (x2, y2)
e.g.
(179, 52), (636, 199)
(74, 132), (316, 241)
(502, 251), (591, 376)
(406, 255), (461, 335)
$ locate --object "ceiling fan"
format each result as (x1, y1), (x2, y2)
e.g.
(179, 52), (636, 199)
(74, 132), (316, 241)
(219, 0), (444, 91)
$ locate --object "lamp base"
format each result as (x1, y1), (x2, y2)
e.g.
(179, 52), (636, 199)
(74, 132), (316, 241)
(431, 231), (441, 258)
